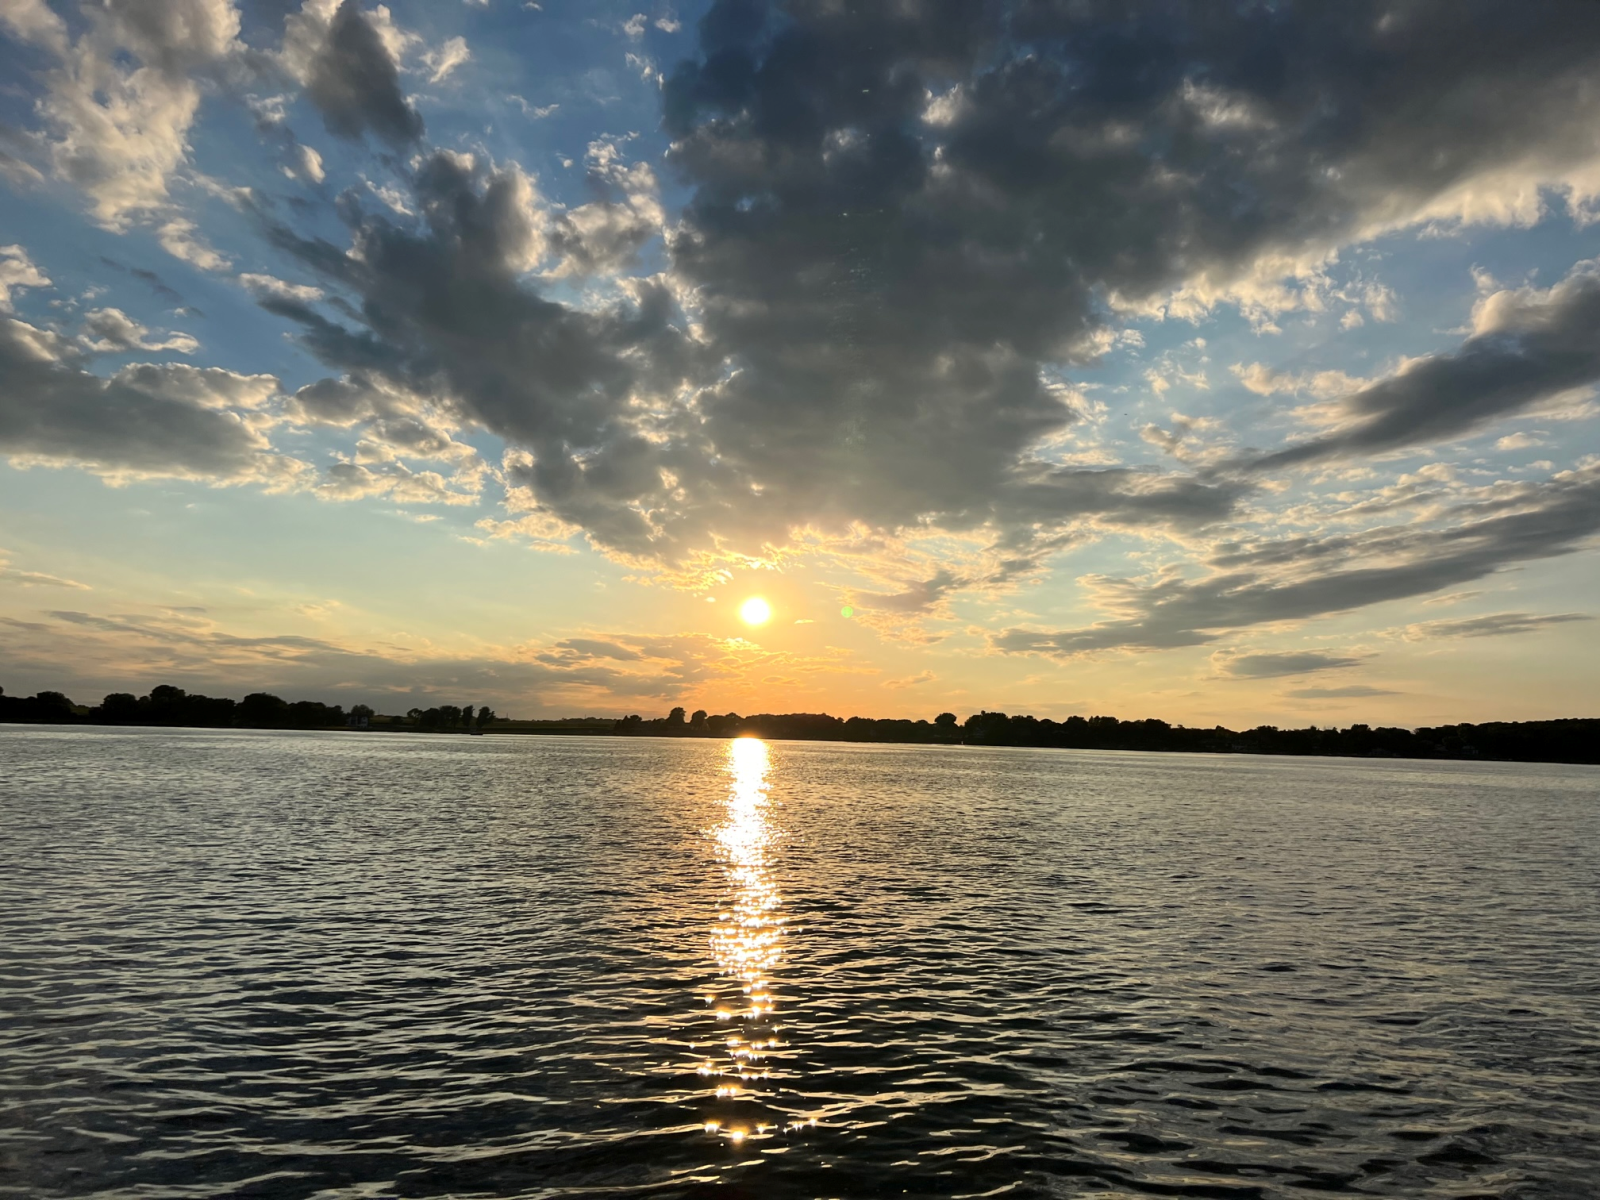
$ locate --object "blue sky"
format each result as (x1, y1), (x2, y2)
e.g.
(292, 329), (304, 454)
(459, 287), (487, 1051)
(1, 0), (1598, 722)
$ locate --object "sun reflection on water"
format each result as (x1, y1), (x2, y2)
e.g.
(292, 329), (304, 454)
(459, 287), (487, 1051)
(697, 737), (799, 1143)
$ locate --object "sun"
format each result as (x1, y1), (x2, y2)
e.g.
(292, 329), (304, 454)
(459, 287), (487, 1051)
(739, 597), (772, 626)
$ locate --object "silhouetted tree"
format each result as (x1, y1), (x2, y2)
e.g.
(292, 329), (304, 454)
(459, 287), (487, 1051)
(239, 692), (290, 728)
(286, 699), (344, 728)
(99, 693), (140, 723)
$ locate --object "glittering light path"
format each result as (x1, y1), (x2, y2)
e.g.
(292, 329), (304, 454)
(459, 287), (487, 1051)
(696, 738), (807, 1144)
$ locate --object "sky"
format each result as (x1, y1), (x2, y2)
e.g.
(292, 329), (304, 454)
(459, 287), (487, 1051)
(1, 0), (1598, 724)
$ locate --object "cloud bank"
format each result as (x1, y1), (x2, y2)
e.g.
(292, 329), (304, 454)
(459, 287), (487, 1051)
(2, 0), (1600, 699)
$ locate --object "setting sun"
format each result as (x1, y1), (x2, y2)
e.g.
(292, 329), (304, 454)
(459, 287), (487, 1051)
(739, 597), (772, 626)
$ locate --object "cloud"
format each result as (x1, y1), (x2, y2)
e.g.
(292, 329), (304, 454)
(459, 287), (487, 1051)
(0, 245), (51, 311)
(15, 0), (1593, 623)
(287, 373), (397, 426)
(262, 131), (1249, 569)
(295, 0), (425, 146)
(993, 461), (1600, 657)
(291, 142), (325, 183)
(1215, 651), (1366, 679)
(0, 0), (69, 57)
(859, 570), (963, 615)
(261, 148), (694, 555)
(96, 0), (1581, 610)
(240, 273), (324, 304)
(0, 318), (301, 485)
(0, 605), (865, 714)
(126, 266), (185, 306)
(507, 95), (558, 119)
(1253, 259), (1600, 468)
(555, 638), (642, 661)
(1284, 685), (1398, 699)
(883, 670), (936, 689)
(5, 0), (243, 228)
(1233, 363), (1368, 400)
(315, 460), (479, 506)
(1495, 432), (1543, 452)
(663, 1), (1600, 412)
(0, 604), (860, 712)
(544, 140), (665, 277)
(81, 308), (199, 354)
(1403, 611), (1592, 640)
(158, 218), (231, 271)
(0, 607), (654, 711)
(608, 0), (1600, 561)
(0, 554), (89, 589)
(422, 35), (470, 84)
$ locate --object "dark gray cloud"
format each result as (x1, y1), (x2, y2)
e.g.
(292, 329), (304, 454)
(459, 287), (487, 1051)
(288, 374), (388, 425)
(98, 258), (186, 306)
(241, 0), (1600, 586)
(0, 317), (291, 482)
(305, 0), (423, 147)
(993, 463), (1600, 656)
(263, 149), (698, 554)
(1254, 261), (1600, 468)
(1406, 611), (1591, 640)
(261, 150), (1247, 563)
(657, 0), (1600, 532)
(859, 570), (964, 614)
(1218, 651), (1365, 679)
(130, 267), (185, 306)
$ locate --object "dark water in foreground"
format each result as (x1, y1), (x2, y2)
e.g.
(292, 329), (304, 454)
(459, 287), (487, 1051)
(2, 728), (1598, 1199)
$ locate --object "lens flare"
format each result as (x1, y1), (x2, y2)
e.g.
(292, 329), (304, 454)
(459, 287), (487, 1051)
(739, 597), (772, 625)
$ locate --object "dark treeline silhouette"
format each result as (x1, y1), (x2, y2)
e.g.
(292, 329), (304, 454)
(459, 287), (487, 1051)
(615, 707), (1599, 765)
(407, 704), (497, 731)
(3, 685), (1596, 765)
(616, 707), (961, 743)
(0, 685), (492, 732)
(954, 711), (1600, 765)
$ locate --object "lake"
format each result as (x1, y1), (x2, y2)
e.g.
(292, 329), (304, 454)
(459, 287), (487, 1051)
(2, 726), (1597, 1198)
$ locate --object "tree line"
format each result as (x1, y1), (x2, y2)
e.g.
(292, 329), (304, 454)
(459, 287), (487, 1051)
(2, 685), (1596, 764)
(615, 707), (963, 743)
(613, 707), (1599, 764)
(0, 685), (494, 732)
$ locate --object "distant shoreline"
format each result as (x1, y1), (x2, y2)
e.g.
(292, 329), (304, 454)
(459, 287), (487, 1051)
(3, 719), (1598, 769)
(2, 685), (1596, 766)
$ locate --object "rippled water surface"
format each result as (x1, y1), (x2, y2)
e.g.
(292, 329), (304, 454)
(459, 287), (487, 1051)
(3, 727), (1599, 1199)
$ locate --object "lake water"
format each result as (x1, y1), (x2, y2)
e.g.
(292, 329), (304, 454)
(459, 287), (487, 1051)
(2, 727), (1598, 1199)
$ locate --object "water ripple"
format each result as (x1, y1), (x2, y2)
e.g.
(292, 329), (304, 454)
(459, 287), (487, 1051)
(1, 727), (1597, 1198)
